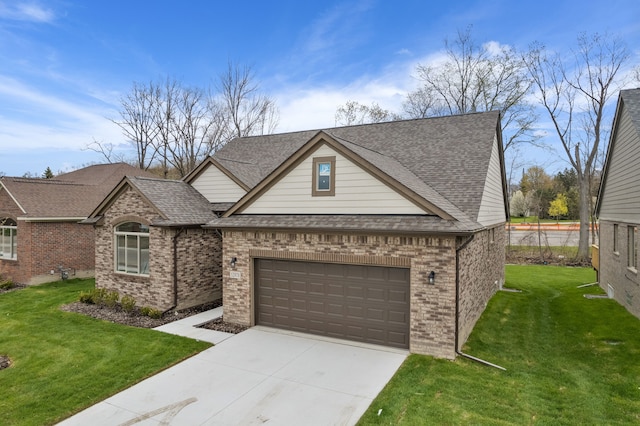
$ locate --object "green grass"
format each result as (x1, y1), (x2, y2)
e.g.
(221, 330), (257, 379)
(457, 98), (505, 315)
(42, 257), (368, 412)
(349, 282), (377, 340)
(358, 265), (640, 425)
(0, 279), (211, 426)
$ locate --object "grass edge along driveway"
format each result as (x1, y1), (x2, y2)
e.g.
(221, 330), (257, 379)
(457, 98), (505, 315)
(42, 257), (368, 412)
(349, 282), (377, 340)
(0, 279), (211, 426)
(358, 265), (640, 425)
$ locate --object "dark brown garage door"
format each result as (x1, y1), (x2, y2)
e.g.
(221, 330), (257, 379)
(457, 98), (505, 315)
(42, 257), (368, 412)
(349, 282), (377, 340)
(255, 258), (410, 349)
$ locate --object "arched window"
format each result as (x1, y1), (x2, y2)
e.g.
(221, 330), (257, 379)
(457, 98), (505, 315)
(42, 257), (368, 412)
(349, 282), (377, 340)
(0, 218), (17, 260)
(114, 222), (149, 275)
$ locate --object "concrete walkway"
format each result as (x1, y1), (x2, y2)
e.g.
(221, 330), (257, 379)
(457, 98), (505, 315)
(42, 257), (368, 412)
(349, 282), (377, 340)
(59, 310), (407, 425)
(153, 306), (234, 344)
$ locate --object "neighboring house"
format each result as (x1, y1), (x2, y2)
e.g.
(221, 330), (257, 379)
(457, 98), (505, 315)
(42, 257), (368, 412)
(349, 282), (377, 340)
(83, 176), (221, 311)
(595, 88), (640, 319)
(194, 111), (508, 359)
(0, 163), (153, 285)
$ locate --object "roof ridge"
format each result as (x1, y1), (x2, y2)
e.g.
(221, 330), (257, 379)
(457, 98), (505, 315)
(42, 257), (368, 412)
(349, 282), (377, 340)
(231, 110), (500, 142)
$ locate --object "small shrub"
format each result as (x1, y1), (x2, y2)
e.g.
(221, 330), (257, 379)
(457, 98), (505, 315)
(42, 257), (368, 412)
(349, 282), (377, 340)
(0, 279), (15, 290)
(104, 291), (119, 308)
(78, 291), (94, 304)
(121, 295), (136, 313)
(140, 306), (162, 319)
(92, 288), (109, 306)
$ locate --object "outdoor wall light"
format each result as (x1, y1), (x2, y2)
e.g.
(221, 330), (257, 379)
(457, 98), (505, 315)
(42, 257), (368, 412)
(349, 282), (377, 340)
(428, 271), (436, 285)
(230, 257), (237, 268)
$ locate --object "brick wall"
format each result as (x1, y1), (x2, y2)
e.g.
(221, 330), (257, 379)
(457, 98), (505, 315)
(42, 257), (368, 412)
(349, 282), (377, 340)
(1, 188), (95, 284)
(95, 186), (221, 311)
(457, 225), (505, 349)
(175, 228), (222, 310)
(222, 230), (459, 359)
(599, 220), (640, 318)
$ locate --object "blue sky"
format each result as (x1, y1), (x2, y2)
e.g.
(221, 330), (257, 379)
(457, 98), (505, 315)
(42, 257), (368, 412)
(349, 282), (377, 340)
(1, 0), (639, 177)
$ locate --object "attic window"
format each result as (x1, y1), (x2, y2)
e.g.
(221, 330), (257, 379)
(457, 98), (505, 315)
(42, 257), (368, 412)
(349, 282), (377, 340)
(312, 156), (336, 196)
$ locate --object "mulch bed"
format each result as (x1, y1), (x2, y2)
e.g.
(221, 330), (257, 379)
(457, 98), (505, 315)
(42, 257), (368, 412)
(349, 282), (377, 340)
(198, 316), (249, 334)
(61, 300), (248, 334)
(61, 300), (223, 329)
(0, 283), (27, 295)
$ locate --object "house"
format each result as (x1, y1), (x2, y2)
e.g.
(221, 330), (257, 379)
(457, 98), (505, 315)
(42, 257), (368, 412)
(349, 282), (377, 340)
(595, 88), (640, 318)
(83, 176), (221, 311)
(0, 163), (154, 285)
(192, 111), (508, 359)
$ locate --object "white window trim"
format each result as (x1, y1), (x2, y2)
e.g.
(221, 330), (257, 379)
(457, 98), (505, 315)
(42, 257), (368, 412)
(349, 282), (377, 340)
(0, 222), (17, 260)
(114, 223), (150, 276)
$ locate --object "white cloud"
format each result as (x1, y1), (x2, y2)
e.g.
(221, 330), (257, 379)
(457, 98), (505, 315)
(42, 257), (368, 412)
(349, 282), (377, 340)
(0, 2), (55, 23)
(0, 75), (123, 151)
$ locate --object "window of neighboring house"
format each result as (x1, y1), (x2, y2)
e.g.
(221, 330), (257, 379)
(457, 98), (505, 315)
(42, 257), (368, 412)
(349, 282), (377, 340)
(312, 156), (336, 196)
(628, 225), (638, 270)
(114, 222), (150, 275)
(0, 218), (17, 260)
(613, 224), (619, 253)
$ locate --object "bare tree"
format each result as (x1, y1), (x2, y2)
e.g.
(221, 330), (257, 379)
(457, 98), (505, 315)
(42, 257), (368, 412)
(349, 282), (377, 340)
(408, 26), (538, 152)
(165, 86), (216, 177)
(110, 81), (160, 170)
(105, 63), (278, 177)
(523, 32), (629, 261)
(84, 138), (128, 164)
(335, 100), (402, 126)
(216, 62), (279, 141)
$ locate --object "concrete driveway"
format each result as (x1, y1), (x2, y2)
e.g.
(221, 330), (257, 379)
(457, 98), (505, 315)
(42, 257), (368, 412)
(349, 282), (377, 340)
(59, 326), (407, 425)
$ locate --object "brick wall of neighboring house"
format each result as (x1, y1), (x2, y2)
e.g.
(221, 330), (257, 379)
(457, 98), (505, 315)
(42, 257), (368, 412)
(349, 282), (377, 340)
(599, 220), (640, 318)
(95, 186), (221, 311)
(457, 225), (506, 349)
(1, 188), (95, 285)
(222, 230), (459, 359)
(174, 228), (222, 310)
(27, 222), (95, 284)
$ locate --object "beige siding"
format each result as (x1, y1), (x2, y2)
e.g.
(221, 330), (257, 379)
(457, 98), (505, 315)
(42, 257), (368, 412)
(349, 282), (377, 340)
(243, 144), (428, 215)
(190, 164), (246, 203)
(476, 135), (506, 226)
(599, 105), (640, 223)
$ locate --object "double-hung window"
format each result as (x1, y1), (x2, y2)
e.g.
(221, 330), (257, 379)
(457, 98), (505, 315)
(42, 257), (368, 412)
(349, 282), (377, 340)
(0, 218), (17, 260)
(115, 222), (150, 275)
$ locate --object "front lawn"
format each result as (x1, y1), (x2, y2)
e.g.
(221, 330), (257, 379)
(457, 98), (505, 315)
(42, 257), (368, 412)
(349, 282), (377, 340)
(0, 279), (211, 426)
(359, 265), (640, 425)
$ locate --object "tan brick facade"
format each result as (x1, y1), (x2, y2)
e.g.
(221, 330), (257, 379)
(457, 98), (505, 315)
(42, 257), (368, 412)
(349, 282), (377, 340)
(94, 187), (222, 311)
(598, 220), (640, 318)
(1, 188), (95, 284)
(457, 225), (505, 347)
(222, 228), (503, 359)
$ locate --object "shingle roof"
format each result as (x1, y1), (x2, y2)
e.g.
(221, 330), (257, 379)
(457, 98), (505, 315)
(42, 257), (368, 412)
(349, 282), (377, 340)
(210, 112), (502, 230)
(126, 177), (217, 226)
(0, 163), (155, 219)
(621, 88), (640, 131)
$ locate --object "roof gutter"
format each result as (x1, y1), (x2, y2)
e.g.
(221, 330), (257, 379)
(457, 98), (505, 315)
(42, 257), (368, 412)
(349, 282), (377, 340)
(168, 227), (186, 312)
(454, 233), (506, 371)
(18, 217), (87, 222)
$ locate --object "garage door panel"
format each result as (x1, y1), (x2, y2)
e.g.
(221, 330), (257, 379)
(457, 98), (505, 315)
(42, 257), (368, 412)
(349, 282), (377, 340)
(388, 288), (408, 303)
(255, 259), (409, 349)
